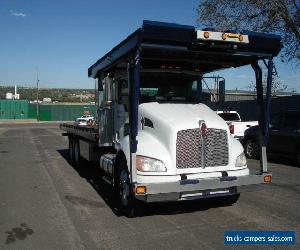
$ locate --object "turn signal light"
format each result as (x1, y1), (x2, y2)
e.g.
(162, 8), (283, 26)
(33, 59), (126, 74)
(204, 31), (209, 39)
(229, 124), (234, 134)
(136, 186), (146, 194)
(264, 175), (272, 183)
(238, 34), (243, 41)
(221, 33), (227, 40)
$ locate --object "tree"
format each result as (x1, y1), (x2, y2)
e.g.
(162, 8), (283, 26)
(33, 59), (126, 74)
(247, 73), (287, 95)
(196, 0), (300, 62)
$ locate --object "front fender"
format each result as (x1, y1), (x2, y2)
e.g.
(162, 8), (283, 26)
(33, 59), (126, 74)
(135, 130), (174, 175)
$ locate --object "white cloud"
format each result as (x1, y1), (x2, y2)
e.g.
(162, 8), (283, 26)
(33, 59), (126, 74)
(10, 10), (28, 17)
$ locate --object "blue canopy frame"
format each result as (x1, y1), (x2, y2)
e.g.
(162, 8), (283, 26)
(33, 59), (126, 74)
(89, 20), (282, 180)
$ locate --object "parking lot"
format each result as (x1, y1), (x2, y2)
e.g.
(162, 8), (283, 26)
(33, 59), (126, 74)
(0, 123), (299, 249)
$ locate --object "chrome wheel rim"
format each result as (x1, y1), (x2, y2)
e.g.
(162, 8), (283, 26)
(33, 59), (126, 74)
(246, 141), (258, 158)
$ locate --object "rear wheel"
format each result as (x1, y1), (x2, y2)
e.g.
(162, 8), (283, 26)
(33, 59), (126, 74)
(74, 139), (81, 167)
(68, 137), (74, 163)
(244, 139), (259, 159)
(296, 148), (300, 166)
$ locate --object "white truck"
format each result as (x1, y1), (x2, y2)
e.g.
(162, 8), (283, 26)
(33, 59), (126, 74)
(60, 21), (281, 217)
(74, 115), (95, 127)
(217, 111), (258, 140)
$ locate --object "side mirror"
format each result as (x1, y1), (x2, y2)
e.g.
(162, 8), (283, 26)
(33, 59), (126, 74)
(103, 77), (113, 102)
(124, 123), (130, 136)
(98, 82), (103, 91)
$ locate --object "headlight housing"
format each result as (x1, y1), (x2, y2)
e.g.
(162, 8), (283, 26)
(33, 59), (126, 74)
(235, 152), (247, 167)
(136, 156), (167, 172)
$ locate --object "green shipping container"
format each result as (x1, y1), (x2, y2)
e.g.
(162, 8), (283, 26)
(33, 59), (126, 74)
(0, 100), (28, 119)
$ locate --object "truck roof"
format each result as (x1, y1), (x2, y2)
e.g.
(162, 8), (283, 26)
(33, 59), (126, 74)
(88, 20), (281, 78)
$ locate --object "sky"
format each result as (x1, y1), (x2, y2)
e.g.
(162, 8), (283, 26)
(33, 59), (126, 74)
(0, 0), (299, 91)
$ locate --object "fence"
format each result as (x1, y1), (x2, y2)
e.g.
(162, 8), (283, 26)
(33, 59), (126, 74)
(207, 95), (300, 121)
(0, 100), (28, 119)
(0, 100), (96, 121)
(28, 104), (97, 121)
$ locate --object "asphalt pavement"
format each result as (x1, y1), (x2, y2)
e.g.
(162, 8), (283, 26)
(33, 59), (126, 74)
(0, 123), (299, 249)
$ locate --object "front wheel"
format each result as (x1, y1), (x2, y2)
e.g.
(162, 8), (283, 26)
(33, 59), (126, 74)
(116, 168), (137, 217)
(244, 139), (259, 159)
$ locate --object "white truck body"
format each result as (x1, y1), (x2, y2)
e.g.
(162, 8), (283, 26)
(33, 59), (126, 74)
(217, 111), (258, 140)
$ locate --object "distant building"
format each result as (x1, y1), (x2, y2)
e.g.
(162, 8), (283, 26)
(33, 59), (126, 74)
(43, 97), (52, 103)
(5, 92), (13, 99)
(5, 85), (20, 100)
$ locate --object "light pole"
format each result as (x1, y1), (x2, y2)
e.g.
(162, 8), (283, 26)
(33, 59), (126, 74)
(36, 69), (40, 122)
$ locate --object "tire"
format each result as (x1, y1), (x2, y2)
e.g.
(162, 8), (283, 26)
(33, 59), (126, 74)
(244, 139), (259, 159)
(296, 148), (300, 166)
(74, 139), (81, 167)
(68, 137), (74, 163)
(115, 167), (137, 217)
(219, 194), (240, 206)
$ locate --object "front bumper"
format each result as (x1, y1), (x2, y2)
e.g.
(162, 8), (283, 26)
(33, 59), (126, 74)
(134, 172), (271, 202)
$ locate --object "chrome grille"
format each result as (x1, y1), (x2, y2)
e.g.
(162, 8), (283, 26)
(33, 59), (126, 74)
(176, 128), (203, 169)
(176, 128), (228, 169)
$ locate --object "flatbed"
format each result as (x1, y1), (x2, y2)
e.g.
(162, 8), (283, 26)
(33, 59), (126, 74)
(60, 123), (98, 142)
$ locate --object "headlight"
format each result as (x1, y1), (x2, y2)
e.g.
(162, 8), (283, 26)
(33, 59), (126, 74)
(136, 156), (167, 172)
(235, 152), (247, 167)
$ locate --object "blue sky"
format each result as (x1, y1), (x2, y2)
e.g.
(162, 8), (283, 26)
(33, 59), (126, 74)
(0, 0), (299, 91)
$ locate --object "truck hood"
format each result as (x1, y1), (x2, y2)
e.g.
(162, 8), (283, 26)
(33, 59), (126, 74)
(136, 102), (236, 175)
(139, 102), (228, 131)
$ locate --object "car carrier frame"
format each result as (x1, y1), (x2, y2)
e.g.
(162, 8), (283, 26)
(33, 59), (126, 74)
(60, 20), (281, 216)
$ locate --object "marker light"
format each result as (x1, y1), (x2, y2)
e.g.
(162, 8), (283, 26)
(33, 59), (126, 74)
(200, 122), (208, 137)
(264, 175), (272, 183)
(227, 33), (239, 38)
(204, 31), (209, 39)
(136, 186), (146, 194)
(229, 124), (235, 134)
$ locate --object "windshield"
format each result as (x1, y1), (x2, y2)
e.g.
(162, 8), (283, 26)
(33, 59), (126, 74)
(218, 113), (240, 121)
(140, 73), (200, 104)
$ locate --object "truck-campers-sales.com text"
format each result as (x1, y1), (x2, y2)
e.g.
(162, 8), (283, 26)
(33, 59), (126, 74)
(225, 235), (294, 243)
